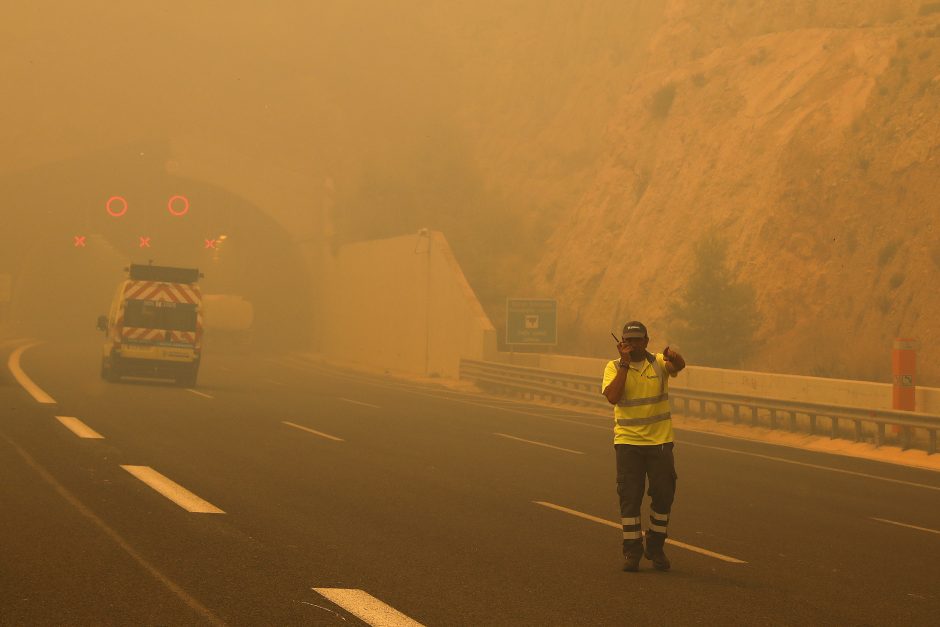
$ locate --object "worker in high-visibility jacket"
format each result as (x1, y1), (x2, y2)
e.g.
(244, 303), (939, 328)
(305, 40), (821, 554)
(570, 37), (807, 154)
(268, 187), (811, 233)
(602, 321), (686, 572)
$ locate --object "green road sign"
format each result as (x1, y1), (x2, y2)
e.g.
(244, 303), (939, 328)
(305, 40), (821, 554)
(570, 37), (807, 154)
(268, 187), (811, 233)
(506, 298), (557, 345)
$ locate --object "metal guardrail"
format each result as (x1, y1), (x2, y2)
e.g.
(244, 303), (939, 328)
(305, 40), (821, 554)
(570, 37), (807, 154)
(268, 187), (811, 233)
(459, 359), (939, 455)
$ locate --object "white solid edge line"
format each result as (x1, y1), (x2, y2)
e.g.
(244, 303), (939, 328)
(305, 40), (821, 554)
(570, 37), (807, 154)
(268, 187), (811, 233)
(8, 342), (56, 404)
(55, 416), (104, 439)
(338, 397), (380, 409)
(313, 588), (425, 627)
(682, 441), (940, 492)
(187, 388), (214, 399)
(282, 421), (345, 442)
(121, 465), (224, 514)
(534, 500), (747, 564)
(871, 517), (940, 535)
(493, 432), (584, 455)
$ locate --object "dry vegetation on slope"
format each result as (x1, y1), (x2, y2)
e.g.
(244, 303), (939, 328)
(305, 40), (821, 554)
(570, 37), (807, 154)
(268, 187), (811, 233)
(530, 0), (940, 385)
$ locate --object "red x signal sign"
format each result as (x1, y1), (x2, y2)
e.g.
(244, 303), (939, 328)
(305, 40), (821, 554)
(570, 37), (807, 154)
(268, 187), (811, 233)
(73, 235), (86, 247)
(139, 236), (151, 248)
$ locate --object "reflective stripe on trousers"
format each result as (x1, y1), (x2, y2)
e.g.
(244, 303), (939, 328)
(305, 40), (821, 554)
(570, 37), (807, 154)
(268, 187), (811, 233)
(622, 516), (642, 540)
(649, 510), (669, 534)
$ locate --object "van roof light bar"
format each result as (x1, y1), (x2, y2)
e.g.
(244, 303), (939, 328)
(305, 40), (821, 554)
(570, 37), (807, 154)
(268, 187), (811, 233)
(128, 264), (200, 283)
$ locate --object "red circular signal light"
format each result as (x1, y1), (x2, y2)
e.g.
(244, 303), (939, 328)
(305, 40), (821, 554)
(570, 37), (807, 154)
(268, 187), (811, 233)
(106, 196), (128, 217)
(167, 195), (190, 216)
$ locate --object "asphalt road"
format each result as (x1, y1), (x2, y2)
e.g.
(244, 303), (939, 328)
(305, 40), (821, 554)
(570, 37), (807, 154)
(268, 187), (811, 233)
(1, 336), (938, 626)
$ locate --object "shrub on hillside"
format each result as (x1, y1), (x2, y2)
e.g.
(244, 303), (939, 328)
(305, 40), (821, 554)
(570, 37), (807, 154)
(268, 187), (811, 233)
(670, 232), (761, 368)
(650, 83), (677, 118)
(878, 240), (901, 267)
(919, 2), (940, 16)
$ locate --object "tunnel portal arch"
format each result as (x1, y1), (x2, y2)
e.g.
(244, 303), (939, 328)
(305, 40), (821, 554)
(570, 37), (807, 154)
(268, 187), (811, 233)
(0, 142), (317, 349)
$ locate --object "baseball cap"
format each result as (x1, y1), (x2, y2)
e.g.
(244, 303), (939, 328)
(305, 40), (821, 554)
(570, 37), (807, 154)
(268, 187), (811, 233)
(622, 321), (648, 339)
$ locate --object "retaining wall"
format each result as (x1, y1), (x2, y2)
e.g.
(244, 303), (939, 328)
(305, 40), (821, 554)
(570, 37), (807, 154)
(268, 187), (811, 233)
(319, 230), (496, 379)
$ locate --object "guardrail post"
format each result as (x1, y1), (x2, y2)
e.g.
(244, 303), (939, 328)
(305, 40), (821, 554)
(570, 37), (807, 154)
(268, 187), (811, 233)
(900, 427), (912, 451)
(732, 404), (740, 425)
(751, 406), (758, 427)
(809, 414), (817, 435)
(769, 409), (777, 430)
(874, 423), (884, 448)
(788, 411), (796, 432)
(930, 430), (937, 455)
(854, 419), (863, 443)
(830, 416), (838, 439)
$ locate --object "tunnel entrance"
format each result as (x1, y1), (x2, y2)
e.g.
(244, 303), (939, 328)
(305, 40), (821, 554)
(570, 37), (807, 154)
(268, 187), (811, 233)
(0, 141), (315, 351)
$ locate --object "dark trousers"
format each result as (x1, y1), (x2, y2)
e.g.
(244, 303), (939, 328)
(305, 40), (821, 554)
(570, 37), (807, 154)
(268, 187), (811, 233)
(615, 443), (677, 555)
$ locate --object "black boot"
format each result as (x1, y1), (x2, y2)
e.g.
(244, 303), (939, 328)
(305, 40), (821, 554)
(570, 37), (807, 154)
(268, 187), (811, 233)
(644, 531), (670, 571)
(622, 540), (643, 572)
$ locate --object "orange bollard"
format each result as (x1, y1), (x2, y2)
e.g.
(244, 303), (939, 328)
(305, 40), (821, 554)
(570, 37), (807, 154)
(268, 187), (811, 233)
(892, 339), (916, 410)
(891, 339), (916, 444)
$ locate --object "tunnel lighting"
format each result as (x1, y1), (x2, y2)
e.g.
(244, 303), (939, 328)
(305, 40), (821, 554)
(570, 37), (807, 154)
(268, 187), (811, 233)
(167, 195), (190, 216)
(106, 196), (128, 217)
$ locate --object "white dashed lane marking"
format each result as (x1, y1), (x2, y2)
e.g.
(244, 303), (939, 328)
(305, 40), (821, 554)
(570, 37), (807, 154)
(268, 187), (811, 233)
(187, 388), (214, 399)
(338, 397), (380, 409)
(493, 432), (583, 455)
(121, 465), (225, 514)
(55, 416), (104, 439)
(8, 342), (56, 404)
(871, 517), (940, 535)
(282, 421), (345, 442)
(534, 500), (747, 564)
(313, 588), (424, 627)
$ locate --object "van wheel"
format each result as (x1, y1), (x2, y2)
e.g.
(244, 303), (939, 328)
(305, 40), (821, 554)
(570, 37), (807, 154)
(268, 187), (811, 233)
(101, 357), (119, 382)
(177, 367), (198, 388)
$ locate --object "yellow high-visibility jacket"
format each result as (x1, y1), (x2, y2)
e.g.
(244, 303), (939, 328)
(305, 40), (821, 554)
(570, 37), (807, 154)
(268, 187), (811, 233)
(602, 353), (675, 445)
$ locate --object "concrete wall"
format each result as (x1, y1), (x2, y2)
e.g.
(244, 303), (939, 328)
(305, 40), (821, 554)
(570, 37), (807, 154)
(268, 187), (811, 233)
(313, 224), (938, 414)
(319, 230), (496, 378)
(518, 353), (940, 414)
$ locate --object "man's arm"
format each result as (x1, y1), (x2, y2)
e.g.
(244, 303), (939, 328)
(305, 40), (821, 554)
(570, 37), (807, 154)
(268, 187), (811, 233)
(603, 340), (633, 403)
(663, 346), (686, 376)
(603, 360), (629, 404)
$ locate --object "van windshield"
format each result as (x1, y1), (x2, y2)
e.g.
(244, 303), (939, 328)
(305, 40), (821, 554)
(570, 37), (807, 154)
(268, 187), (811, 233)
(123, 299), (197, 331)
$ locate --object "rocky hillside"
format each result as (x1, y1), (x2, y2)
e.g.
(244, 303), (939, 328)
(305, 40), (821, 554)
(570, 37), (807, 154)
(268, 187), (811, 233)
(523, 0), (940, 386)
